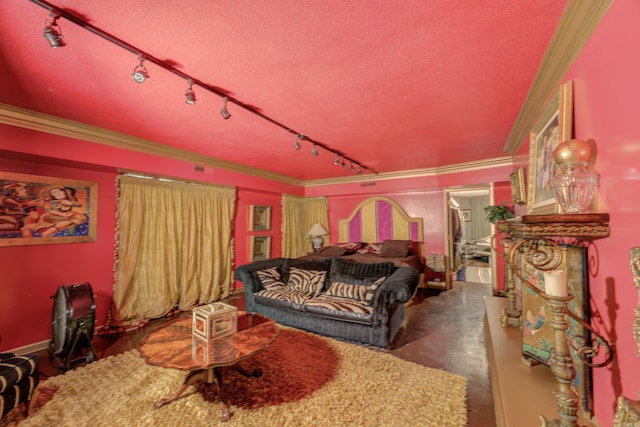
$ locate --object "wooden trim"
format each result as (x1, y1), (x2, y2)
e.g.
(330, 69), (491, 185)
(504, 0), (614, 154)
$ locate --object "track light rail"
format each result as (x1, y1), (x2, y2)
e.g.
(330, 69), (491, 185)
(30, 0), (378, 175)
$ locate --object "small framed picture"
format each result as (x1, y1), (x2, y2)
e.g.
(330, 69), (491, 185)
(250, 236), (271, 261)
(462, 209), (471, 222)
(249, 205), (271, 231)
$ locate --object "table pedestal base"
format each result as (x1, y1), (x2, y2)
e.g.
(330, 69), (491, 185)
(154, 365), (262, 422)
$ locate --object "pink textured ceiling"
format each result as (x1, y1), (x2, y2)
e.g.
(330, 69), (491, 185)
(0, 0), (567, 180)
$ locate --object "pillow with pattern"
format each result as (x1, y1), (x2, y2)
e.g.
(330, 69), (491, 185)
(336, 242), (365, 255)
(356, 243), (382, 255)
(287, 267), (327, 296)
(324, 276), (386, 305)
(256, 267), (285, 290)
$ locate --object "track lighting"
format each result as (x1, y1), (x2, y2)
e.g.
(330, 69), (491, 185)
(220, 97), (231, 119)
(31, 2), (376, 176)
(184, 79), (196, 105)
(43, 13), (64, 48)
(131, 55), (149, 83)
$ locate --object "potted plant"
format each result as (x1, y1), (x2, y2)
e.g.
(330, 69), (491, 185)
(483, 202), (515, 224)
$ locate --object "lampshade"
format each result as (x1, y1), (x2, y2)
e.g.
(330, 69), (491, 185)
(307, 223), (329, 236)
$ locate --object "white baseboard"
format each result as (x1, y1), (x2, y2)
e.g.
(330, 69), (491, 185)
(7, 339), (50, 355)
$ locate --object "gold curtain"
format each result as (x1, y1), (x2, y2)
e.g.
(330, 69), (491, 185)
(281, 195), (328, 258)
(110, 175), (236, 327)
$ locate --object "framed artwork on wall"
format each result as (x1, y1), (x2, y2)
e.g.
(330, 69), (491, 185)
(249, 205), (271, 231)
(461, 209), (471, 222)
(0, 171), (98, 246)
(527, 80), (573, 214)
(510, 167), (526, 205)
(250, 236), (271, 261)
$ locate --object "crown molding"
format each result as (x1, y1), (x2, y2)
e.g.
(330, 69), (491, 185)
(504, 0), (613, 155)
(304, 156), (513, 187)
(0, 103), (303, 186)
(1, 103), (512, 189)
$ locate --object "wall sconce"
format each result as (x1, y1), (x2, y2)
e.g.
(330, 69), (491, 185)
(43, 13), (65, 48)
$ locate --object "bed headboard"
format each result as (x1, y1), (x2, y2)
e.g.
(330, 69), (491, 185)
(338, 196), (424, 254)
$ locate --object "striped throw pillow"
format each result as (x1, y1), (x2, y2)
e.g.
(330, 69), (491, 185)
(287, 267), (327, 296)
(325, 276), (386, 305)
(257, 267), (285, 290)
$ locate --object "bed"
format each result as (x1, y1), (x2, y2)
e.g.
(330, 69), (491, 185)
(298, 196), (425, 273)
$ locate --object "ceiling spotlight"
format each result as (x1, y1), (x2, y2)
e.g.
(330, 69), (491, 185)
(357, 168), (363, 175)
(311, 145), (318, 157)
(350, 164), (355, 172)
(334, 154), (340, 166)
(184, 79), (196, 105)
(43, 13), (65, 48)
(220, 97), (231, 119)
(341, 160), (347, 168)
(131, 55), (149, 83)
(293, 134), (302, 150)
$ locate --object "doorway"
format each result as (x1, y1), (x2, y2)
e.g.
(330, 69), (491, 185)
(444, 186), (495, 286)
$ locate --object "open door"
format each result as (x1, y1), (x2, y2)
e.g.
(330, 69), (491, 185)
(444, 186), (493, 285)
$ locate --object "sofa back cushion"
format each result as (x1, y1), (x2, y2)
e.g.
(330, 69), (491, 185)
(329, 257), (396, 286)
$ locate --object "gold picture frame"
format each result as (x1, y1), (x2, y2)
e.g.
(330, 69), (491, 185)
(0, 172), (98, 246)
(249, 205), (271, 231)
(527, 80), (573, 214)
(250, 235), (271, 261)
(510, 167), (526, 205)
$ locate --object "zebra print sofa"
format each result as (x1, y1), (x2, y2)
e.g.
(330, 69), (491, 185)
(236, 256), (420, 348)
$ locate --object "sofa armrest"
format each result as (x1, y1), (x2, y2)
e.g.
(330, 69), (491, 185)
(236, 258), (287, 312)
(373, 266), (420, 306)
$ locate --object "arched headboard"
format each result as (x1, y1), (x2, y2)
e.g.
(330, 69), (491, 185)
(338, 196), (424, 254)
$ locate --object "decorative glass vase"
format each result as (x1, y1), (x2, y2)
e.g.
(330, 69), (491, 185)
(552, 161), (598, 214)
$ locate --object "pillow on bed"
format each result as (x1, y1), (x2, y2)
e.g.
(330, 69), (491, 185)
(380, 240), (411, 258)
(356, 243), (382, 255)
(336, 242), (365, 255)
(317, 245), (347, 257)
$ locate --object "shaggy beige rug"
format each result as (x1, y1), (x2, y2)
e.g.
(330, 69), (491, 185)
(6, 329), (467, 427)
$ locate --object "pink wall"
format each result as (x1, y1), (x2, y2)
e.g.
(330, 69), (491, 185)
(0, 125), (298, 350)
(563, 1), (640, 423)
(509, 1), (640, 423)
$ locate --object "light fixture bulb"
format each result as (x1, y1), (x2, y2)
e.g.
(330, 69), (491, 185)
(184, 80), (196, 105)
(357, 168), (363, 175)
(43, 16), (65, 48)
(131, 55), (149, 83)
(311, 145), (318, 157)
(334, 154), (340, 166)
(220, 97), (231, 119)
(293, 134), (302, 150)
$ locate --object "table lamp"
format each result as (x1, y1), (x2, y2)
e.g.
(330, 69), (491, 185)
(307, 223), (329, 252)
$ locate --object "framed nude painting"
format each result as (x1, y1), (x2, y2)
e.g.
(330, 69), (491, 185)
(0, 172), (98, 246)
(527, 81), (573, 214)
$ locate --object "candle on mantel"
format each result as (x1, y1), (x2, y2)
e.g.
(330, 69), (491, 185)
(544, 270), (568, 297)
